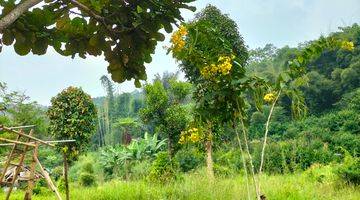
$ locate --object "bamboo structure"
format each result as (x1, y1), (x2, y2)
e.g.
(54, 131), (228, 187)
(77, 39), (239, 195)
(0, 124), (75, 200)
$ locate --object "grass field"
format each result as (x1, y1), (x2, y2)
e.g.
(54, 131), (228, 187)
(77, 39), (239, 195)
(2, 166), (359, 200)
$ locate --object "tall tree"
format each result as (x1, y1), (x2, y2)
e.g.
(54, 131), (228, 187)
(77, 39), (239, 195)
(100, 75), (115, 144)
(169, 5), (251, 182)
(47, 86), (97, 200)
(140, 73), (191, 157)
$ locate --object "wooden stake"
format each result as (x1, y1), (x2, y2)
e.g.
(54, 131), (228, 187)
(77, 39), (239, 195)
(35, 156), (63, 200)
(6, 129), (34, 200)
(24, 142), (38, 200)
(0, 135), (21, 183)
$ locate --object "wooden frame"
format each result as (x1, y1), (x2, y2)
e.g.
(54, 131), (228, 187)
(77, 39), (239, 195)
(0, 124), (75, 200)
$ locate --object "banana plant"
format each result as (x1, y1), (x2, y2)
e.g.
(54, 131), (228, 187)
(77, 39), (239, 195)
(100, 132), (167, 176)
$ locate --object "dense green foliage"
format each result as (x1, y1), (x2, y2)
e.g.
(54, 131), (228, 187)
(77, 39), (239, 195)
(47, 86), (97, 159)
(140, 73), (192, 156)
(0, 0), (196, 85)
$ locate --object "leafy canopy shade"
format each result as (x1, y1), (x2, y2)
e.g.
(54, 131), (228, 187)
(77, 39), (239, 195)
(47, 86), (97, 159)
(0, 0), (196, 86)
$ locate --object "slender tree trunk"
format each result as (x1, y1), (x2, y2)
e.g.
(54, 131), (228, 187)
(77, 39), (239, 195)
(63, 153), (70, 200)
(205, 139), (214, 180)
(0, 0), (43, 32)
(257, 91), (281, 198)
(239, 116), (260, 200)
(97, 115), (103, 147)
(259, 91), (281, 173)
(235, 99), (261, 200)
(233, 121), (251, 200)
(205, 123), (214, 180)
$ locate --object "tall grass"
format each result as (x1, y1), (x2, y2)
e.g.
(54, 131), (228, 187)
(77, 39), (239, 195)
(2, 167), (359, 200)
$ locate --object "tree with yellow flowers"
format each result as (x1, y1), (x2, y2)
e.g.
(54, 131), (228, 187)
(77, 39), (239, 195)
(169, 5), (355, 200)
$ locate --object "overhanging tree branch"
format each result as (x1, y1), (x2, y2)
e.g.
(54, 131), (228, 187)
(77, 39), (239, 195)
(0, 0), (43, 33)
(69, 0), (103, 21)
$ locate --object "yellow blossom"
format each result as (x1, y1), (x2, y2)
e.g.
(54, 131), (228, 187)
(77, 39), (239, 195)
(201, 55), (233, 79)
(341, 41), (355, 51)
(190, 132), (200, 142)
(264, 93), (276, 103)
(170, 25), (188, 52)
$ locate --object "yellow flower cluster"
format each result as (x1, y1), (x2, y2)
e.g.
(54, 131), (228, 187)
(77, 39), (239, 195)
(179, 127), (200, 144)
(341, 41), (355, 51)
(264, 92), (276, 103)
(171, 26), (188, 52)
(200, 55), (234, 79)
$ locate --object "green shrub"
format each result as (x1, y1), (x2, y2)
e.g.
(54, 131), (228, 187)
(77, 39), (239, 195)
(77, 161), (97, 186)
(148, 151), (179, 183)
(130, 160), (152, 180)
(80, 172), (97, 187)
(213, 147), (243, 175)
(51, 165), (63, 181)
(57, 176), (66, 192)
(213, 164), (232, 177)
(335, 152), (360, 185)
(82, 162), (95, 173)
(33, 178), (47, 195)
(175, 147), (204, 172)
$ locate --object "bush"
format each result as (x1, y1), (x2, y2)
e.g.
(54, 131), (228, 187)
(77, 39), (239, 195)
(33, 178), (47, 195)
(82, 162), (95, 174)
(51, 165), (63, 181)
(213, 147), (243, 175)
(69, 153), (102, 182)
(148, 151), (179, 183)
(175, 147), (204, 172)
(80, 172), (97, 187)
(79, 161), (97, 186)
(335, 152), (360, 185)
(130, 160), (152, 180)
(57, 176), (66, 192)
(213, 164), (232, 177)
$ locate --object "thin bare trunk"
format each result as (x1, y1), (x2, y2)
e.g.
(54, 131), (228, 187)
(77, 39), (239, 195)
(257, 91), (281, 196)
(0, 0), (43, 32)
(205, 139), (214, 180)
(235, 100), (261, 200)
(233, 121), (251, 200)
(63, 153), (70, 200)
(238, 114), (261, 200)
(259, 91), (281, 173)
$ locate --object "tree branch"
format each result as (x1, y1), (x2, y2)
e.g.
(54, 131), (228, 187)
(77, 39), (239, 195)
(69, 0), (103, 21)
(69, 0), (134, 36)
(0, 0), (43, 33)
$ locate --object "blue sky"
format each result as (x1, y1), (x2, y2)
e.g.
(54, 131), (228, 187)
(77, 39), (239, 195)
(1, 0), (360, 105)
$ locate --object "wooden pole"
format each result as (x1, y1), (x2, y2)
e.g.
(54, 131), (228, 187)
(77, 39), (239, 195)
(0, 126), (54, 147)
(0, 137), (36, 147)
(35, 156), (63, 200)
(63, 153), (70, 200)
(7, 125), (36, 129)
(24, 142), (38, 200)
(0, 135), (21, 183)
(6, 129), (34, 200)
